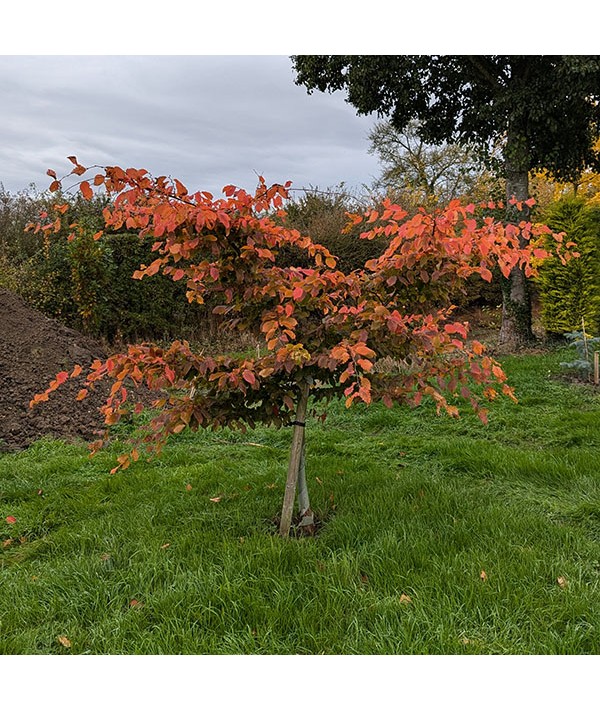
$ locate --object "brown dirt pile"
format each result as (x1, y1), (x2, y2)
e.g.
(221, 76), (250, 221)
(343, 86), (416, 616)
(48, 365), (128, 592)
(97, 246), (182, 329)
(0, 288), (111, 451)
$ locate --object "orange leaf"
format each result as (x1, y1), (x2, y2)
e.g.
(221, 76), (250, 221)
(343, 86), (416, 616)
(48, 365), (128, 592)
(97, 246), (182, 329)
(186, 483), (193, 491)
(80, 181), (93, 200)
(76, 388), (88, 401)
(6, 515), (16, 524)
(70, 364), (82, 378)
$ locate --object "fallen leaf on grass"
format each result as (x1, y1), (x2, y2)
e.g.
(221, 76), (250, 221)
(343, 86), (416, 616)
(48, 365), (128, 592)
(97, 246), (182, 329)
(3, 539), (12, 548)
(57, 635), (71, 648)
(5, 516), (16, 525)
(160, 543), (171, 550)
(129, 599), (143, 608)
(265, 483), (276, 490)
(480, 570), (488, 582)
(399, 594), (412, 604)
(100, 553), (111, 561)
(209, 496), (222, 503)
(37, 489), (43, 496)
(557, 576), (568, 588)
(185, 483), (193, 491)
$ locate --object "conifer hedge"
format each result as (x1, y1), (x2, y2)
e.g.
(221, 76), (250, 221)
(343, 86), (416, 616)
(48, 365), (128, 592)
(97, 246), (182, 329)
(537, 196), (600, 336)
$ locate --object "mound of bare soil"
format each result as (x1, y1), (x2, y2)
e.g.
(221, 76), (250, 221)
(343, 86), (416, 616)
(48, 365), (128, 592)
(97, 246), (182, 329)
(0, 288), (111, 451)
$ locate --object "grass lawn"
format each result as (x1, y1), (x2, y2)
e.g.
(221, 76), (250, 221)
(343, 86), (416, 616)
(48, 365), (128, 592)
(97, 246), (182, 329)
(1, 347), (600, 654)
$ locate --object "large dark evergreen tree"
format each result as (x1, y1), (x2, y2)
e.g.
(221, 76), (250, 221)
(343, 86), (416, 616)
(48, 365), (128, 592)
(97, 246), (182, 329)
(291, 55), (600, 348)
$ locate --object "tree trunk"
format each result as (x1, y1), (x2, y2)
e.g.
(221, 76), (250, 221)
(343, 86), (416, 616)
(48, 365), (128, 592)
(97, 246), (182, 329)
(279, 382), (310, 537)
(499, 129), (535, 350)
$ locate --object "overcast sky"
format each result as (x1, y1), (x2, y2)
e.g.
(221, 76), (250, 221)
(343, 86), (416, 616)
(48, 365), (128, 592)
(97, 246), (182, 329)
(0, 55), (383, 198)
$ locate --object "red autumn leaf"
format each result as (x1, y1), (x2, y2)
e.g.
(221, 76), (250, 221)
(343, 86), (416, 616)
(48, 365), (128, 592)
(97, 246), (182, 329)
(6, 515), (16, 524)
(47, 169), (57, 179)
(292, 286), (304, 301)
(242, 370), (256, 385)
(49, 180), (61, 192)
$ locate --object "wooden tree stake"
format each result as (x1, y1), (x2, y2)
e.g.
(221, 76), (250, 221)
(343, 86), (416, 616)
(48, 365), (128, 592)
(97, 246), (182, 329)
(279, 382), (310, 537)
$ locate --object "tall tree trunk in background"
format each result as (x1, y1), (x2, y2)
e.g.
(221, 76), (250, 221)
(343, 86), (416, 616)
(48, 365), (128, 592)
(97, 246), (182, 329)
(499, 129), (535, 350)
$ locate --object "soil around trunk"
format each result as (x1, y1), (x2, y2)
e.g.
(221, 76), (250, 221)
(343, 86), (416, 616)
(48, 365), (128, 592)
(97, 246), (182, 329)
(0, 288), (110, 451)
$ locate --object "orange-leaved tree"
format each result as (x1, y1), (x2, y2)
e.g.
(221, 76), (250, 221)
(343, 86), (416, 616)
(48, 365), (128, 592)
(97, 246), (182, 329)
(30, 158), (574, 537)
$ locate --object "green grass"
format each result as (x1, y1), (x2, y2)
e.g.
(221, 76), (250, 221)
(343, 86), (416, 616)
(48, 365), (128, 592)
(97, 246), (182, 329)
(1, 348), (600, 654)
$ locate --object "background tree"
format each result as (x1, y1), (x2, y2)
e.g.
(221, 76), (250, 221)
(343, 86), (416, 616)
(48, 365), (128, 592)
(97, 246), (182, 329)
(31, 158), (571, 537)
(291, 55), (600, 349)
(368, 119), (502, 212)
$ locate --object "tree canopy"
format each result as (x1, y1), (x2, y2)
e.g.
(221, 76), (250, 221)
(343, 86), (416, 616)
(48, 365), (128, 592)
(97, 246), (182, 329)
(292, 56), (600, 182)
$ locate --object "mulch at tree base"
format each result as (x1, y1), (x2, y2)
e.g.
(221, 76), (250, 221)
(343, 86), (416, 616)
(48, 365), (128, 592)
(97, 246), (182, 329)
(0, 288), (113, 452)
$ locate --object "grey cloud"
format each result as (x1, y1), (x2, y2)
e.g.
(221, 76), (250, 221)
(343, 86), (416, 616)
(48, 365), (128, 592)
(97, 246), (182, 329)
(0, 55), (381, 196)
